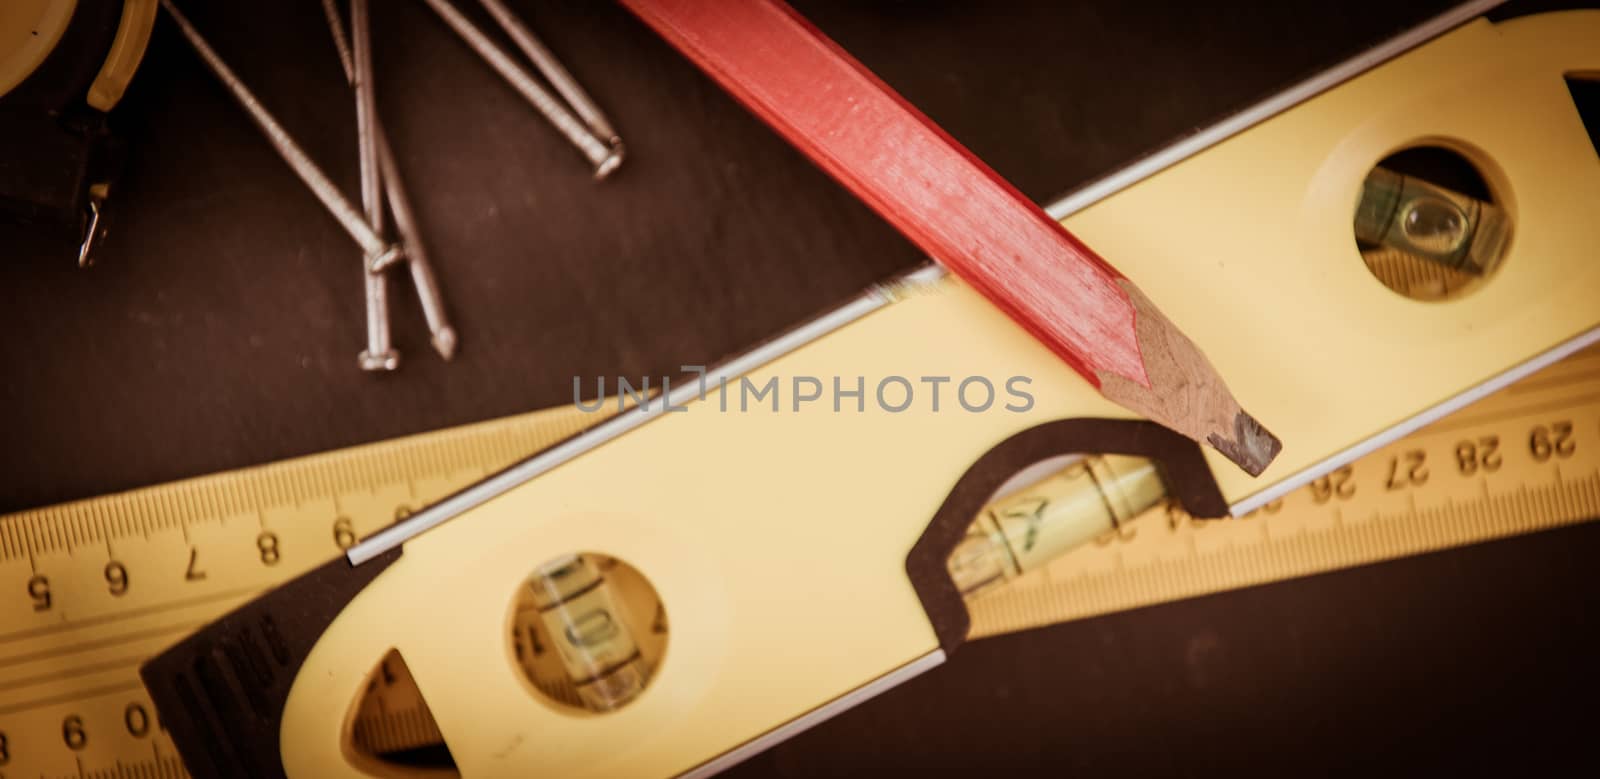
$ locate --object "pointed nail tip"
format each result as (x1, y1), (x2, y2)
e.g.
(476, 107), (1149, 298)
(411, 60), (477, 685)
(432, 329), (459, 361)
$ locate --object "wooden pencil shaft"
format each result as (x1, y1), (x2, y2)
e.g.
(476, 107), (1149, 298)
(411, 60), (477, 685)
(620, 0), (1281, 476)
(619, 0), (1140, 387)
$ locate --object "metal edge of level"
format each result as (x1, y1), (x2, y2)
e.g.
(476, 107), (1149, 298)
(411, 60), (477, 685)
(346, 264), (948, 564)
(349, 1), (1501, 564)
(1230, 325), (1600, 516)
(677, 650), (947, 779)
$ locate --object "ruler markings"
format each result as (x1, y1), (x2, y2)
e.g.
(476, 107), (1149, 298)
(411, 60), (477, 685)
(145, 489), (164, 538)
(969, 468), (1600, 637)
(101, 505), (117, 548)
(29, 516), (48, 557)
(37, 753), (187, 779)
(0, 407), (602, 566)
(262, 468), (285, 511)
(23, 516), (39, 557)
(25, 515), (42, 556)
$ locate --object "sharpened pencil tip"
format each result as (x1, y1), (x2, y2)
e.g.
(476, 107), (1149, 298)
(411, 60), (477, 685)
(1207, 410), (1282, 477)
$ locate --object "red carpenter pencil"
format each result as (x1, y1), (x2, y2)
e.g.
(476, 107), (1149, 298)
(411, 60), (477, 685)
(620, 0), (1280, 476)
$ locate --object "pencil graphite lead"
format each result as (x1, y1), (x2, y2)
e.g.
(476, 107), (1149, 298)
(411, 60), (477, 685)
(1097, 280), (1282, 476)
(1210, 409), (1282, 477)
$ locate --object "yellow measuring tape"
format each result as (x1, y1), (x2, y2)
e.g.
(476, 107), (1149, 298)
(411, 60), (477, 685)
(0, 345), (1594, 776)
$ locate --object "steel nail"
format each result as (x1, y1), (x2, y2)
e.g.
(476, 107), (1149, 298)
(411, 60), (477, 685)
(379, 134), (459, 360)
(351, 0), (400, 371)
(418, 0), (621, 178)
(324, 0), (458, 359)
(320, 0), (355, 80)
(159, 0), (402, 270)
(475, 0), (622, 148)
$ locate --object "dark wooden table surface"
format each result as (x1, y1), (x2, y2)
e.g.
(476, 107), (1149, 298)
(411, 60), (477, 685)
(3, 0), (1596, 775)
